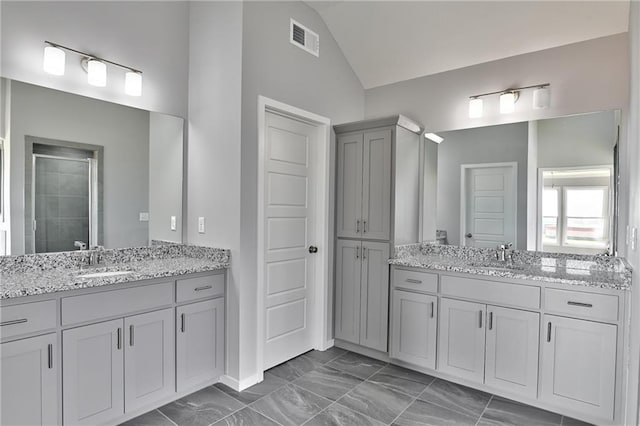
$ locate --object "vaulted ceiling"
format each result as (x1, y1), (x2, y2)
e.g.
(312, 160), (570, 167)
(308, 1), (630, 89)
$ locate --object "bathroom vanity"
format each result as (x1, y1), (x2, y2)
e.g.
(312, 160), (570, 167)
(0, 245), (228, 426)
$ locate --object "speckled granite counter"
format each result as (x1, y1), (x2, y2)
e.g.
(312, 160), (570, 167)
(390, 243), (632, 290)
(0, 244), (230, 300)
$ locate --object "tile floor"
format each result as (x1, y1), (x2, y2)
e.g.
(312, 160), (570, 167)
(122, 348), (593, 426)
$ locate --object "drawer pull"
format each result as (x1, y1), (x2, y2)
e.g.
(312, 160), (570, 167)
(430, 301), (434, 318)
(129, 325), (134, 346)
(547, 322), (552, 342)
(0, 318), (28, 327)
(489, 312), (494, 330)
(181, 313), (186, 333)
(405, 279), (422, 284)
(479, 310), (483, 328)
(48, 344), (53, 369)
(567, 301), (593, 308)
(117, 327), (122, 350)
(194, 285), (213, 292)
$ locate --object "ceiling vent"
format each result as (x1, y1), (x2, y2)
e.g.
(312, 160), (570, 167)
(290, 19), (319, 57)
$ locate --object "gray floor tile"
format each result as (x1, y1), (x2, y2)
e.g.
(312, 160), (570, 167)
(418, 378), (491, 418)
(336, 381), (414, 424)
(212, 407), (280, 426)
(326, 352), (387, 380)
(216, 373), (288, 404)
(294, 365), (363, 401)
(479, 396), (562, 426)
(305, 347), (348, 364)
(393, 399), (478, 426)
(250, 384), (331, 426)
(562, 416), (595, 426)
(120, 409), (176, 426)
(158, 386), (244, 426)
(368, 364), (435, 397)
(306, 403), (386, 426)
(268, 355), (325, 382)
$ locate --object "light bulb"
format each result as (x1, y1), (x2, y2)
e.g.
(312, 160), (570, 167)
(43, 45), (65, 76)
(533, 87), (550, 109)
(87, 59), (107, 87)
(500, 92), (516, 114)
(424, 133), (444, 144)
(124, 71), (142, 96)
(469, 98), (483, 118)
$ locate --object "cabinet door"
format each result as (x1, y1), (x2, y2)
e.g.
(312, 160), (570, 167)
(438, 298), (486, 383)
(1, 333), (58, 426)
(540, 315), (617, 421)
(485, 306), (539, 398)
(390, 290), (437, 369)
(124, 308), (175, 413)
(63, 318), (124, 426)
(362, 129), (391, 240)
(176, 298), (224, 392)
(359, 241), (390, 351)
(334, 239), (362, 344)
(336, 133), (363, 238)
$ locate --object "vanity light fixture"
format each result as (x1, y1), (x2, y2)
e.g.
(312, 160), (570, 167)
(468, 83), (550, 118)
(43, 41), (143, 96)
(424, 132), (444, 144)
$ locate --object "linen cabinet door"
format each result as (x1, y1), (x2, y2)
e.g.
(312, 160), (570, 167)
(540, 315), (617, 421)
(485, 306), (539, 398)
(362, 129), (391, 240)
(336, 133), (364, 238)
(390, 290), (437, 369)
(437, 298), (486, 383)
(359, 241), (390, 351)
(334, 239), (362, 344)
(124, 308), (175, 413)
(63, 319), (124, 426)
(176, 298), (225, 392)
(1, 333), (58, 426)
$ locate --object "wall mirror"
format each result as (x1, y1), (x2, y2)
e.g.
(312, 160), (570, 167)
(0, 78), (184, 255)
(425, 109), (619, 256)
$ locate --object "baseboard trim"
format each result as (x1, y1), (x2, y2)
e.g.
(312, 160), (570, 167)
(318, 339), (335, 351)
(219, 373), (261, 392)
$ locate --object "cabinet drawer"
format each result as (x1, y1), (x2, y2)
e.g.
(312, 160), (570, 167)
(441, 275), (540, 310)
(62, 282), (173, 325)
(0, 300), (57, 339)
(545, 288), (618, 322)
(176, 274), (225, 303)
(393, 269), (438, 293)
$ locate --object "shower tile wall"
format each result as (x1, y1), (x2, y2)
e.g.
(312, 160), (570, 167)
(34, 157), (90, 253)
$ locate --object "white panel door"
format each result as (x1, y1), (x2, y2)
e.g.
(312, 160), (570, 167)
(463, 165), (516, 248)
(176, 298), (224, 392)
(1, 333), (58, 426)
(263, 111), (319, 369)
(63, 318), (124, 426)
(485, 306), (539, 398)
(334, 239), (362, 344)
(540, 315), (617, 421)
(337, 133), (363, 238)
(359, 241), (390, 351)
(124, 308), (175, 413)
(362, 130), (392, 240)
(438, 298), (486, 383)
(390, 290), (437, 369)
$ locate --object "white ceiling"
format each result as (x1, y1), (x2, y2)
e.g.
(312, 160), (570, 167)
(308, 1), (630, 89)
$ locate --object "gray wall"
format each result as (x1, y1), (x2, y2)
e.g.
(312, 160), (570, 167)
(437, 122), (529, 249)
(149, 112), (183, 243)
(537, 110), (616, 168)
(10, 80), (150, 254)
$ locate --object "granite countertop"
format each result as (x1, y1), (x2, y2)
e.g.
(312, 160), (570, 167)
(390, 244), (632, 291)
(0, 245), (230, 300)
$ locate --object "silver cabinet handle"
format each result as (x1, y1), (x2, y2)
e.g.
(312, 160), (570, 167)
(117, 328), (122, 350)
(362, 247), (367, 260)
(430, 301), (435, 318)
(479, 310), (483, 328)
(363, 220), (367, 233)
(547, 322), (552, 342)
(489, 312), (493, 330)
(405, 279), (422, 284)
(194, 285), (212, 291)
(129, 325), (134, 346)
(181, 313), (186, 333)
(48, 343), (53, 369)
(355, 246), (360, 259)
(567, 301), (593, 308)
(356, 220), (360, 233)
(0, 318), (28, 327)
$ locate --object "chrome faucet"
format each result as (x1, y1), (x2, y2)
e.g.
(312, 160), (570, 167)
(87, 246), (105, 266)
(496, 243), (514, 262)
(74, 240), (87, 250)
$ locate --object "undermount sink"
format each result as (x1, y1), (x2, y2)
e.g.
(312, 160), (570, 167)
(77, 271), (133, 279)
(468, 261), (526, 272)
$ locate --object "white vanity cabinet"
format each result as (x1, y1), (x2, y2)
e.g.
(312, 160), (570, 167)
(390, 290), (437, 369)
(1, 333), (58, 426)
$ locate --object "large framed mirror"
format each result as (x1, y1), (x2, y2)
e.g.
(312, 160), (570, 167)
(424, 109), (619, 256)
(0, 78), (184, 255)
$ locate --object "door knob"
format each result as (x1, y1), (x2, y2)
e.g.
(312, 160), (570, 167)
(465, 233), (473, 238)
(308, 246), (318, 254)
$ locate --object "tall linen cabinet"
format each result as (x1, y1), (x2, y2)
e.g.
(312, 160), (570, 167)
(333, 115), (422, 354)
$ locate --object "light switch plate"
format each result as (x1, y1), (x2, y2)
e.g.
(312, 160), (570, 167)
(171, 216), (177, 231)
(632, 227), (638, 251)
(139, 212), (149, 222)
(198, 217), (205, 234)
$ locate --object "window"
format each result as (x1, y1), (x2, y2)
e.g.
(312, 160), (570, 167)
(563, 187), (608, 247)
(542, 188), (559, 245)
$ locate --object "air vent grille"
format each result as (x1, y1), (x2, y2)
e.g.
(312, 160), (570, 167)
(290, 19), (319, 57)
(292, 24), (305, 45)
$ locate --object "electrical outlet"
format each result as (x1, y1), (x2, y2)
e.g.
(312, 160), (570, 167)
(171, 216), (177, 231)
(198, 217), (205, 234)
(139, 212), (149, 222)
